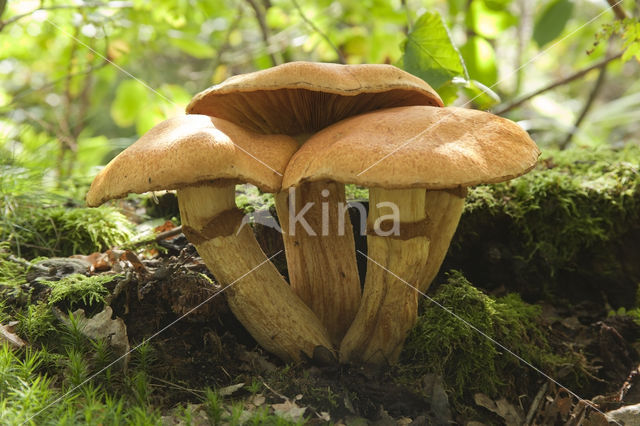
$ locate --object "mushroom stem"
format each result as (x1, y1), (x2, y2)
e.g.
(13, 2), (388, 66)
(177, 183), (333, 362)
(418, 188), (467, 292)
(339, 187), (429, 365)
(275, 181), (361, 345)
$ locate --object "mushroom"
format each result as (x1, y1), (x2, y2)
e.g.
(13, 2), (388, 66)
(187, 61), (443, 344)
(282, 105), (541, 365)
(86, 114), (332, 362)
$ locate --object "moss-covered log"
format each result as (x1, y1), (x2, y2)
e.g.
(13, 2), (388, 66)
(442, 146), (640, 307)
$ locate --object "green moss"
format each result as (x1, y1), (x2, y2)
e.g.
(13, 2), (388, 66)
(460, 146), (639, 271)
(0, 243), (28, 287)
(43, 273), (117, 312)
(401, 271), (582, 400)
(447, 146), (640, 304)
(3, 206), (134, 259)
(235, 184), (276, 213)
(16, 302), (57, 342)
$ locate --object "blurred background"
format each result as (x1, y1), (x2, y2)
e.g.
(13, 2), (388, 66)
(0, 0), (638, 193)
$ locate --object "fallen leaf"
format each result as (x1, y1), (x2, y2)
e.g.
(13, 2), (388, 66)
(317, 411), (331, 422)
(218, 383), (244, 396)
(0, 321), (26, 349)
(55, 306), (130, 367)
(605, 403), (640, 424)
(474, 393), (523, 426)
(72, 252), (111, 272)
(272, 399), (307, 422)
(248, 393), (266, 407)
(154, 220), (177, 234)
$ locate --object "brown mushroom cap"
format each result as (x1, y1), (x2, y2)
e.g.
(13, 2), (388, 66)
(186, 62), (444, 134)
(282, 106), (541, 190)
(86, 114), (298, 207)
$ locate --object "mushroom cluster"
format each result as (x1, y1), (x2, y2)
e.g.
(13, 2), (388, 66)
(87, 62), (540, 365)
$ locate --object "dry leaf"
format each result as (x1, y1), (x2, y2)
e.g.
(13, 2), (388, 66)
(218, 383), (244, 396)
(272, 399), (307, 422)
(55, 306), (130, 367)
(474, 393), (524, 426)
(0, 321), (26, 349)
(605, 403), (640, 424)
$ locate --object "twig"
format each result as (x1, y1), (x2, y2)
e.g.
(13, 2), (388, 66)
(560, 3), (627, 149)
(493, 52), (623, 115)
(290, 0), (346, 64)
(130, 226), (184, 248)
(525, 382), (548, 425)
(0, 2), (133, 32)
(400, 0), (411, 34)
(559, 56), (608, 149)
(245, 0), (280, 66)
(607, 0), (628, 20)
(7, 254), (50, 274)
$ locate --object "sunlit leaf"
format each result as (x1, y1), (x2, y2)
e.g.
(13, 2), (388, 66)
(448, 0), (467, 17)
(75, 135), (111, 177)
(460, 35), (498, 86)
(466, 0), (517, 39)
(110, 80), (149, 128)
(483, 0), (513, 11)
(266, 6), (290, 28)
(402, 11), (467, 89)
(533, 0), (574, 48)
(463, 79), (501, 109)
(436, 80), (462, 106)
(168, 35), (215, 59)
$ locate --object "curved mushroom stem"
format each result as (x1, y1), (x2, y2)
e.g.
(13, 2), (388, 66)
(339, 188), (429, 365)
(275, 181), (361, 345)
(418, 188), (467, 292)
(178, 183), (333, 362)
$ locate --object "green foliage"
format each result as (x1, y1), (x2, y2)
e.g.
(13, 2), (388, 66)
(44, 273), (115, 311)
(401, 271), (582, 399)
(533, 0), (575, 47)
(0, 340), (163, 425)
(596, 18), (640, 62)
(15, 302), (56, 343)
(460, 36), (498, 86)
(466, 0), (517, 40)
(402, 12), (467, 92)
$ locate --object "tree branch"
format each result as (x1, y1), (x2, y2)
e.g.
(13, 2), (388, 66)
(559, 62), (608, 149)
(291, 0), (346, 64)
(245, 0), (280, 66)
(559, 2), (627, 148)
(493, 52), (623, 115)
(606, 0), (628, 20)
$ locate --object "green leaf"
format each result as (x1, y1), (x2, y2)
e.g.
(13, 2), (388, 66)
(466, 0), (518, 39)
(448, 0), (467, 17)
(110, 80), (149, 128)
(168, 35), (216, 59)
(460, 35), (498, 86)
(463, 79), (501, 109)
(483, 0), (513, 11)
(533, 0), (574, 48)
(402, 11), (467, 89)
